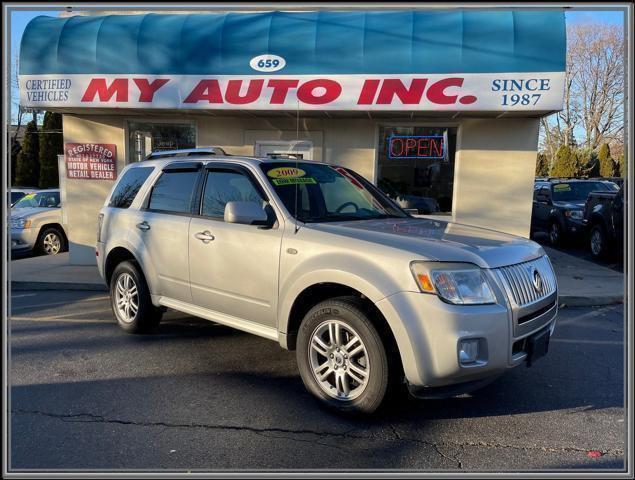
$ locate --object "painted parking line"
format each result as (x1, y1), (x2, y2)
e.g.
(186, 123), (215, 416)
(11, 296), (110, 311)
(551, 338), (623, 346)
(10, 293), (38, 299)
(10, 308), (113, 320)
(11, 316), (113, 324)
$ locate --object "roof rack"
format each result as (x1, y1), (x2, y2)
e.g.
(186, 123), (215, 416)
(544, 176), (589, 181)
(145, 147), (227, 160)
(265, 153), (304, 160)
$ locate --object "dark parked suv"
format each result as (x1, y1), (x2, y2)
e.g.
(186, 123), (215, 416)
(583, 185), (624, 259)
(531, 179), (618, 246)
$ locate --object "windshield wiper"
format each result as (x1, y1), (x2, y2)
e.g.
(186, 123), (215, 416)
(304, 213), (402, 223)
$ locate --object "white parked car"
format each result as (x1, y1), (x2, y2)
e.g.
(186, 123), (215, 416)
(11, 189), (68, 256)
(9, 187), (38, 207)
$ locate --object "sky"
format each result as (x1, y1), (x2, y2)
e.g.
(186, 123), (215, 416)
(8, 7), (627, 123)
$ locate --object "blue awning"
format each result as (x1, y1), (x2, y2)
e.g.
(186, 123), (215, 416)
(20, 10), (566, 76)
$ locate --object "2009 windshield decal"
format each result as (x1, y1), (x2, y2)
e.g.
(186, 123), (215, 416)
(19, 73), (565, 111)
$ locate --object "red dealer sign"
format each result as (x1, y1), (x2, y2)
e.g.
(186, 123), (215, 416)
(65, 143), (117, 180)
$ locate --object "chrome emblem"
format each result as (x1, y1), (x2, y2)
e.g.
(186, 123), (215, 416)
(532, 267), (543, 293)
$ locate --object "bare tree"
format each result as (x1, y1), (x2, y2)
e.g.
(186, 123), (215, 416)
(569, 23), (625, 149)
(11, 56), (26, 142)
(539, 23), (625, 155)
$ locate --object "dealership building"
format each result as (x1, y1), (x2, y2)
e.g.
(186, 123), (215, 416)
(19, 8), (566, 265)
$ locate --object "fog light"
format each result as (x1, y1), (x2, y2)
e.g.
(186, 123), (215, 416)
(459, 339), (480, 365)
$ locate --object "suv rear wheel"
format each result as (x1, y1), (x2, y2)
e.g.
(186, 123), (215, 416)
(296, 296), (396, 414)
(110, 261), (162, 333)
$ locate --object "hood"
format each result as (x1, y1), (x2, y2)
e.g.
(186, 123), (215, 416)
(553, 201), (585, 209)
(11, 207), (57, 219)
(310, 217), (544, 269)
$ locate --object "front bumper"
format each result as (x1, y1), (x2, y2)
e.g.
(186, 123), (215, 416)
(376, 287), (557, 389)
(11, 228), (37, 251)
(564, 217), (585, 235)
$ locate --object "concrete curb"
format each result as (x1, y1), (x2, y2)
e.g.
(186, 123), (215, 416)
(558, 295), (624, 308)
(11, 282), (623, 307)
(11, 281), (108, 292)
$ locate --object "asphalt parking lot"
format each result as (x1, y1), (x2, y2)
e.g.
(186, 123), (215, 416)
(9, 289), (625, 472)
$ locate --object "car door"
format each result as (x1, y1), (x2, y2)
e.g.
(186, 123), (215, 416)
(188, 164), (283, 328)
(534, 186), (552, 230)
(137, 162), (202, 303)
(612, 187), (624, 242)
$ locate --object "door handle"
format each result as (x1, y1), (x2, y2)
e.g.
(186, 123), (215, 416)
(195, 230), (215, 243)
(136, 221), (150, 231)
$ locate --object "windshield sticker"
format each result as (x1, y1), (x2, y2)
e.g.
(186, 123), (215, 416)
(22, 193), (36, 200)
(331, 166), (364, 190)
(272, 177), (317, 186)
(267, 167), (306, 179)
(553, 184), (571, 191)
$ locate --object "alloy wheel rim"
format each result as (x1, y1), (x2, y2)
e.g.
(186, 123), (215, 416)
(43, 233), (61, 255)
(591, 230), (602, 255)
(308, 319), (370, 401)
(115, 273), (139, 323)
(550, 224), (559, 243)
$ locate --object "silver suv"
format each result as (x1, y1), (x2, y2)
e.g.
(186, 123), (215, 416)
(97, 152), (558, 414)
(11, 189), (67, 255)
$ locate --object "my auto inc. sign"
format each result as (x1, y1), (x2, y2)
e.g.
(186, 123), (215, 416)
(20, 73), (564, 112)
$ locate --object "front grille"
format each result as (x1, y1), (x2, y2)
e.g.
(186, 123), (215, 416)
(518, 300), (557, 324)
(496, 256), (557, 307)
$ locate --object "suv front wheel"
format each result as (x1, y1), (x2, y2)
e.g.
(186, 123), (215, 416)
(110, 261), (162, 333)
(296, 296), (396, 414)
(548, 220), (564, 247)
(37, 227), (66, 255)
(589, 224), (609, 259)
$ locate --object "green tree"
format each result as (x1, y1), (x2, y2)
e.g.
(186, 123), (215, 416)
(550, 144), (580, 177)
(578, 148), (599, 177)
(11, 138), (21, 185)
(597, 142), (617, 177)
(14, 119), (40, 187)
(38, 111), (63, 188)
(535, 153), (550, 176)
(617, 152), (626, 177)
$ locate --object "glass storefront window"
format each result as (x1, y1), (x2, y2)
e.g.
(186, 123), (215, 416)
(377, 126), (457, 214)
(127, 122), (196, 162)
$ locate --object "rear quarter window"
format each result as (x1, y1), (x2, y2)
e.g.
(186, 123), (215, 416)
(109, 167), (154, 209)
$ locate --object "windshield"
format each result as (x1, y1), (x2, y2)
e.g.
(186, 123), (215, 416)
(551, 182), (609, 202)
(13, 191), (60, 209)
(260, 162), (408, 223)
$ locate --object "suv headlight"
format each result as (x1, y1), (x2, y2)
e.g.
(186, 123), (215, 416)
(410, 262), (496, 305)
(11, 218), (32, 229)
(565, 209), (583, 220)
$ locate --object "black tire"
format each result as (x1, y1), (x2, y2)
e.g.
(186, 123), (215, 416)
(548, 220), (565, 247)
(296, 296), (399, 415)
(36, 227), (66, 256)
(589, 224), (609, 259)
(110, 260), (162, 334)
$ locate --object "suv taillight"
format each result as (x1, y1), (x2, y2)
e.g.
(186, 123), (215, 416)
(97, 213), (104, 242)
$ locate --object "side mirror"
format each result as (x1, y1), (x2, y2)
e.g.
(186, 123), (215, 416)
(224, 201), (269, 225)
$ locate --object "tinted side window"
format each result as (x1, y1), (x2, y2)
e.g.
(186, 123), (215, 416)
(109, 167), (153, 209)
(45, 192), (61, 207)
(201, 170), (265, 218)
(148, 170), (199, 213)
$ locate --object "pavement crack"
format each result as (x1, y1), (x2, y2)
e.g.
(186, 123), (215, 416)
(12, 409), (624, 459)
(11, 408), (377, 448)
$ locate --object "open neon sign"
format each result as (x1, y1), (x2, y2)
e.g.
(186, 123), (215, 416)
(388, 135), (445, 160)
